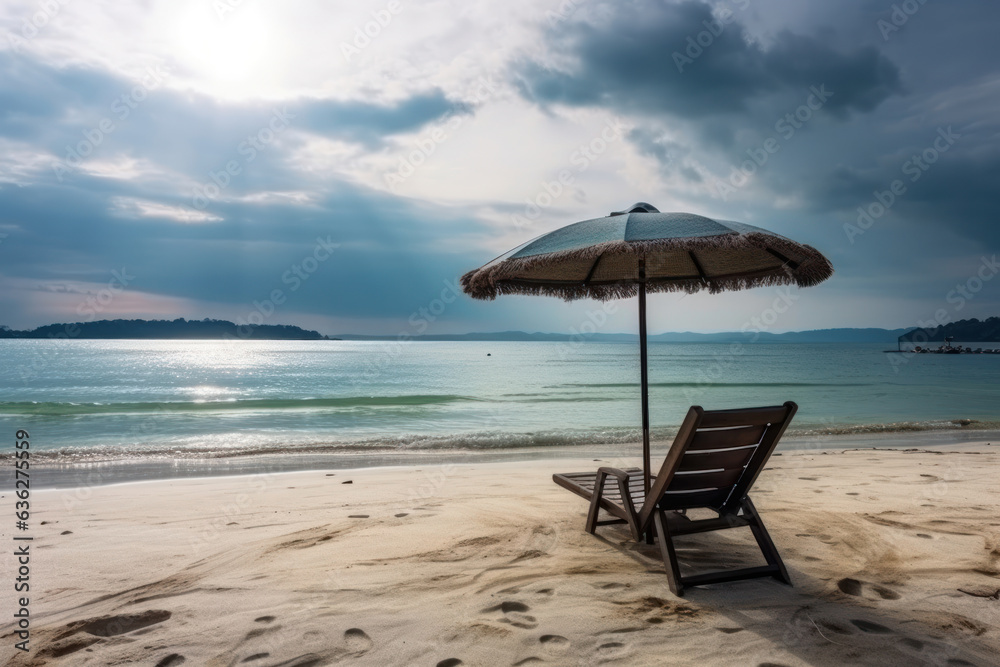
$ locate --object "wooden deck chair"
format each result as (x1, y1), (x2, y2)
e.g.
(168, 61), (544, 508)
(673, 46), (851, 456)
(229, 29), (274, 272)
(553, 402), (797, 596)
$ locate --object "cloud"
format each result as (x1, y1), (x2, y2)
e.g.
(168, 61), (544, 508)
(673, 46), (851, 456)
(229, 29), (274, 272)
(514, 0), (903, 119)
(0, 51), (469, 180)
(296, 91), (473, 147)
(805, 138), (1000, 245)
(110, 197), (223, 223)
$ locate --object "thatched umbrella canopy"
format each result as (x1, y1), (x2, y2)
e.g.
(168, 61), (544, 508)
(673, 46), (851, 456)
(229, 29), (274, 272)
(461, 203), (833, 492)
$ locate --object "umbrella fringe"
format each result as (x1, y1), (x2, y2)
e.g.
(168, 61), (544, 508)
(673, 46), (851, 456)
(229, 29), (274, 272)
(461, 233), (833, 301)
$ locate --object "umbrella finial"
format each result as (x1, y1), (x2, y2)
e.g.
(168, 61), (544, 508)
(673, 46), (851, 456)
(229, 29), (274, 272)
(611, 202), (659, 216)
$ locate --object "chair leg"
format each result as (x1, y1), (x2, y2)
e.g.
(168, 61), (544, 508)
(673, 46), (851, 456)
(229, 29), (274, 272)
(653, 510), (684, 597)
(742, 496), (791, 585)
(615, 477), (642, 542)
(585, 472), (608, 534)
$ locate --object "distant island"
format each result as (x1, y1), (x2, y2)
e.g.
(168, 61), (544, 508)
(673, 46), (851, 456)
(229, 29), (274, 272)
(898, 317), (1000, 344)
(336, 327), (914, 343)
(0, 318), (331, 340)
(2, 317), (998, 343)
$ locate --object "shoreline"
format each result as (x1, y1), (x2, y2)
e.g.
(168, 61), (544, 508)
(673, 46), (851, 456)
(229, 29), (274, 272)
(8, 429), (997, 490)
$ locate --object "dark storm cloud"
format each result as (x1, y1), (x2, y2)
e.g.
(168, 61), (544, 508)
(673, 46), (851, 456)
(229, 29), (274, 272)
(514, 0), (902, 118)
(806, 134), (1000, 245)
(515, 0), (1000, 255)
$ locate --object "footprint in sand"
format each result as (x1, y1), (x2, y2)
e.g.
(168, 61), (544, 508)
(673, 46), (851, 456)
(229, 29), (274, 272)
(254, 616), (276, 623)
(595, 641), (630, 661)
(897, 635), (977, 665)
(80, 610), (173, 637)
(394, 513), (408, 517)
(958, 586), (1000, 600)
(154, 654), (186, 667)
(715, 627), (744, 634)
(483, 601), (537, 629)
(436, 659), (463, 667)
(344, 628), (373, 655)
(539, 634), (569, 656)
(837, 577), (902, 600)
(245, 625), (282, 640)
(240, 654), (269, 663)
(263, 654), (326, 666)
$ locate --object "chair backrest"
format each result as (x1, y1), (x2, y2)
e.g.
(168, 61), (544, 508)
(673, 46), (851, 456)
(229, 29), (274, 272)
(638, 402), (797, 529)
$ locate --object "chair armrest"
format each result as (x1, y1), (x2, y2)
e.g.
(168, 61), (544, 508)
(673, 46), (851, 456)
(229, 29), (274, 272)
(597, 466), (636, 481)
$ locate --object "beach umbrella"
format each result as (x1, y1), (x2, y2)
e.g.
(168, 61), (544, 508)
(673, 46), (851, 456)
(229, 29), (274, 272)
(461, 203), (833, 493)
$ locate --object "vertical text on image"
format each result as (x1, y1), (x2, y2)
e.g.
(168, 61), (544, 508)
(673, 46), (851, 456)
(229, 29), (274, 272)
(13, 429), (33, 653)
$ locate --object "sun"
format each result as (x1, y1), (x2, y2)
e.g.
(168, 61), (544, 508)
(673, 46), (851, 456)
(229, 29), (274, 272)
(168, 2), (278, 98)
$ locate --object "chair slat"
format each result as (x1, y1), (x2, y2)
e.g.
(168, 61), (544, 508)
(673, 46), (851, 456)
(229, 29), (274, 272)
(677, 446), (755, 471)
(698, 406), (790, 429)
(666, 467), (743, 492)
(658, 488), (729, 511)
(688, 425), (766, 450)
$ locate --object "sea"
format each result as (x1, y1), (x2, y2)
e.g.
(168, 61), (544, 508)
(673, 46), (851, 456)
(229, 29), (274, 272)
(2, 339), (998, 487)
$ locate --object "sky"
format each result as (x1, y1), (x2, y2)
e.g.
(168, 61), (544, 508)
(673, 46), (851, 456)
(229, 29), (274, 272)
(0, 0), (997, 336)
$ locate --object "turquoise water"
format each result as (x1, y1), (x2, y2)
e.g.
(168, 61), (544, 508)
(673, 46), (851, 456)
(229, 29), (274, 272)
(0, 339), (998, 462)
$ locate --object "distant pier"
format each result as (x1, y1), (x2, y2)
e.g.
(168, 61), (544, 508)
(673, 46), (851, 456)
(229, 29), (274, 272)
(885, 344), (1000, 354)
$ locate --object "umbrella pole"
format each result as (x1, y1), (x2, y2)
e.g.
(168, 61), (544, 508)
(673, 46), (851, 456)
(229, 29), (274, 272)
(638, 260), (650, 496)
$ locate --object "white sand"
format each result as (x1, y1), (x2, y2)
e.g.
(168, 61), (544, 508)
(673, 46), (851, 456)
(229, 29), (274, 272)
(2, 444), (999, 666)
